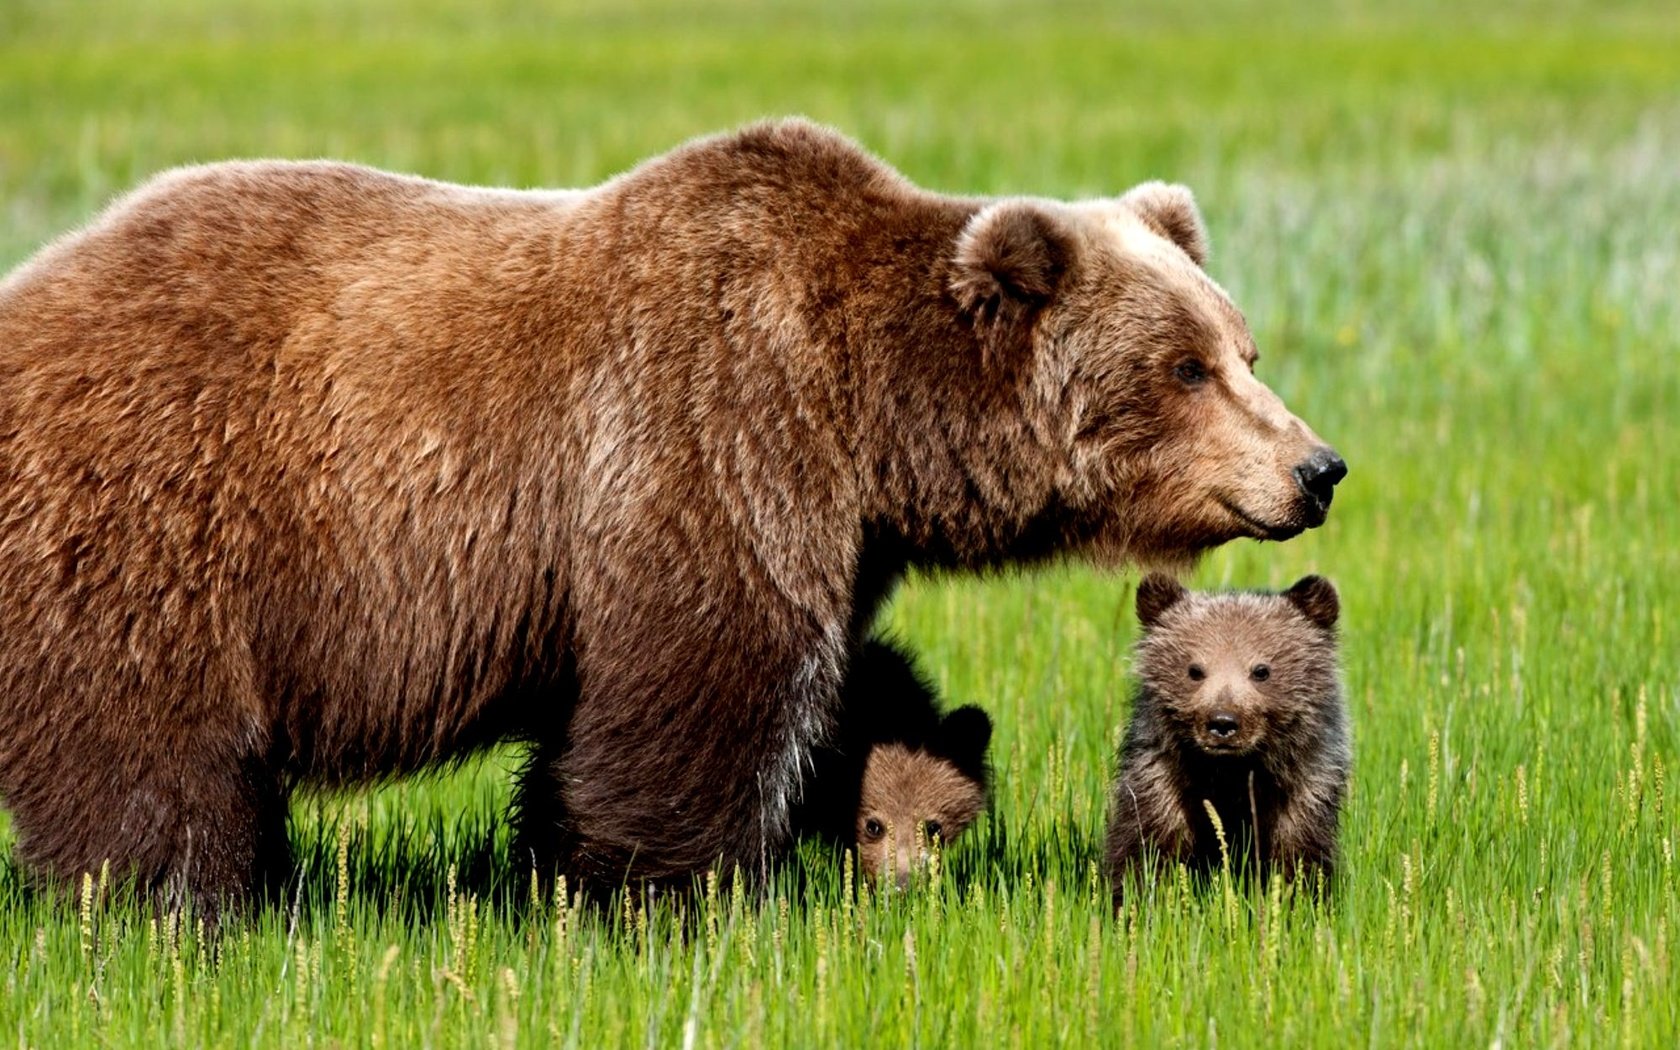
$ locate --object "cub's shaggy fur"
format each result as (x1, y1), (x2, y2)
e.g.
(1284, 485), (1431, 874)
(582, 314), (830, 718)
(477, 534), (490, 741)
(1106, 574), (1349, 895)
(0, 118), (1342, 913)
(791, 639), (990, 885)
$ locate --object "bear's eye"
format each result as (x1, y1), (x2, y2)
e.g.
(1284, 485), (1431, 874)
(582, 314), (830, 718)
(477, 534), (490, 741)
(924, 821), (943, 840)
(1251, 664), (1271, 682)
(1174, 359), (1208, 386)
(864, 818), (885, 841)
(1187, 664), (1205, 681)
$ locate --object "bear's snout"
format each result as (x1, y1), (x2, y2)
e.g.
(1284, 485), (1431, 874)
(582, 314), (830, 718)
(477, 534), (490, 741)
(1205, 712), (1241, 741)
(1292, 446), (1348, 524)
(1196, 709), (1253, 753)
(892, 855), (917, 891)
(1187, 695), (1262, 754)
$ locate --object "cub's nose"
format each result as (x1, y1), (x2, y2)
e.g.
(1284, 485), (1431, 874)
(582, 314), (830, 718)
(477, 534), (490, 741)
(1292, 447), (1347, 518)
(1206, 713), (1240, 740)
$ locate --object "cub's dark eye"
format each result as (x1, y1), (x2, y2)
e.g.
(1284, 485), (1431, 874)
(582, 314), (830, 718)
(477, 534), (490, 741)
(1187, 664), (1205, 681)
(863, 818), (885, 841)
(1251, 664), (1271, 682)
(924, 821), (943, 840)
(1174, 359), (1208, 385)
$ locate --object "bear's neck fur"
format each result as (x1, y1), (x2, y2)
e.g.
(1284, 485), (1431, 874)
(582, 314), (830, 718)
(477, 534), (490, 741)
(608, 121), (1096, 580)
(1170, 745), (1287, 876)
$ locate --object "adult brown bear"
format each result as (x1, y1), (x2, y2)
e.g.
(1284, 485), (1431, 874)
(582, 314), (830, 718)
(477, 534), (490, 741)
(0, 119), (1343, 913)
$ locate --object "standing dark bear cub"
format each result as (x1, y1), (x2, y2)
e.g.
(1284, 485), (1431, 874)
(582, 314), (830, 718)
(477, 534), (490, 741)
(792, 639), (991, 887)
(0, 117), (1343, 915)
(1106, 574), (1349, 896)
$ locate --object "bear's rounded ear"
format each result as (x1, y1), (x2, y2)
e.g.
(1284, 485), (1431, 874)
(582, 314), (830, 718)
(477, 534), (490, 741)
(1118, 182), (1209, 268)
(1135, 573), (1187, 629)
(950, 200), (1074, 362)
(1284, 575), (1340, 631)
(938, 705), (993, 774)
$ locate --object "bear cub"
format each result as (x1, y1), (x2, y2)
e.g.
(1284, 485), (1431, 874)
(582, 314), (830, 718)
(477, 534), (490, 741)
(795, 640), (991, 886)
(1106, 574), (1348, 897)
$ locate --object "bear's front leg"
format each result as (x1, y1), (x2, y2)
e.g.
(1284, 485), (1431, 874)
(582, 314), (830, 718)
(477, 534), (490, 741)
(1267, 780), (1344, 889)
(1106, 754), (1194, 900)
(545, 605), (848, 888)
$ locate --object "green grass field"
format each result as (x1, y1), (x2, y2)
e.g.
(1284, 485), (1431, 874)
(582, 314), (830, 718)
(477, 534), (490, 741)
(3, 1), (1678, 1045)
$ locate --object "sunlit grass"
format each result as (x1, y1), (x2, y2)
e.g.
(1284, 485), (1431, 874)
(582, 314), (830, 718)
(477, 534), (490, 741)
(2, 0), (1677, 1045)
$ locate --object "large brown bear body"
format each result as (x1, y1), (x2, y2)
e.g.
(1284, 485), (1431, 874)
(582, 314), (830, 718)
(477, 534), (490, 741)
(0, 119), (1343, 912)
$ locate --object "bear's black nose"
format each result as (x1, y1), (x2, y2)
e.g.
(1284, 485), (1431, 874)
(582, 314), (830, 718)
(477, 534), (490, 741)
(1206, 714), (1240, 739)
(1293, 447), (1347, 517)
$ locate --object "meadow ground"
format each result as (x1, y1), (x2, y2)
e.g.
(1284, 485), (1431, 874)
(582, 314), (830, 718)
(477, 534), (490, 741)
(2, 1), (1678, 1045)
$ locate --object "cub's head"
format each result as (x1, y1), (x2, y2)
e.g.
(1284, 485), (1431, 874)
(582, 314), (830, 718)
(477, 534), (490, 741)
(855, 706), (991, 888)
(949, 185), (1345, 567)
(1131, 573), (1340, 757)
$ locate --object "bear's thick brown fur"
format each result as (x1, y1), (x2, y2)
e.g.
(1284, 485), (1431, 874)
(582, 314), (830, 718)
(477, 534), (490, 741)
(0, 119), (1342, 913)
(1105, 574), (1350, 897)
(789, 638), (990, 885)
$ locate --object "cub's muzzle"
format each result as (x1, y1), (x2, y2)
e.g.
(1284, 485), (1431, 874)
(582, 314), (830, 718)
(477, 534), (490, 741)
(1205, 713), (1240, 741)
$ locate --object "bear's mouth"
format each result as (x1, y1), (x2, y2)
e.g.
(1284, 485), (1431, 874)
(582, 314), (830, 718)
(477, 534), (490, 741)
(1216, 496), (1306, 542)
(1297, 488), (1333, 528)
(1192, 736), (1259, 758)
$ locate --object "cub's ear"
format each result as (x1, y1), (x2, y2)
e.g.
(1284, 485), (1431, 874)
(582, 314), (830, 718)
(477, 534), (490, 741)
(950, 200), (1073, 362)
(1135, 573), (1187, 629)
(1284, 575), (1340, 631)
(1118, 181), (1209, 268)
(938, 706), (993, 778)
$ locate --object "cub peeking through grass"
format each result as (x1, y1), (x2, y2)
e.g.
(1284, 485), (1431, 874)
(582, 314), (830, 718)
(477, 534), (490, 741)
(1106, 574), (1349, 898)
(795, 640), (991, 887)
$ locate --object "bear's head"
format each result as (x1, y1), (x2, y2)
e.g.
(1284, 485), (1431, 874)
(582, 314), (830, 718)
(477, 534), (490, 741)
(949, 184), (1346, 568)
(1131, 573), (1340, 758)
(854, 706), (991, 887)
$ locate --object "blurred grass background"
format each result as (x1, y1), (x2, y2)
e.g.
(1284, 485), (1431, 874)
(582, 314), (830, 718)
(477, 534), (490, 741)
(2, 0), (1678, 1046)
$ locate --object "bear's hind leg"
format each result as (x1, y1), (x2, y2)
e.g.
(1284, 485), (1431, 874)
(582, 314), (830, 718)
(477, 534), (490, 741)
(9, 744), (290, 924)
(168, 754), (293, 920)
